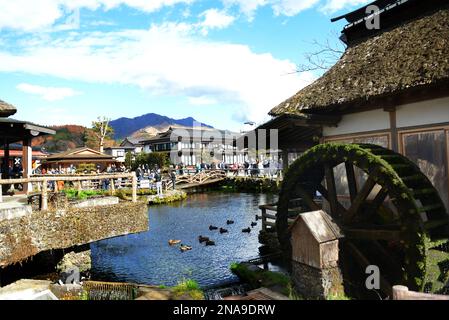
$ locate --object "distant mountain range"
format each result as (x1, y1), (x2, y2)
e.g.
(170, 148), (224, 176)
(31, 113), (214, 152)
(110, 113), (213, 140)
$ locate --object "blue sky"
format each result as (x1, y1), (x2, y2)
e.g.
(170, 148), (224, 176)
(0, 0), (370, 132)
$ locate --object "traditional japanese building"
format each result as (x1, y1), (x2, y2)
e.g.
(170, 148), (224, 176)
(140, 126), (245, 166)
(263, 0), (449, 211)
(0, 100), (55, 190)
(42, 147), (117, 172)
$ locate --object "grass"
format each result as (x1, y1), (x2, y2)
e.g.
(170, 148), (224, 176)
(172, 279), (204, 300)
(62, 189), (106, 200)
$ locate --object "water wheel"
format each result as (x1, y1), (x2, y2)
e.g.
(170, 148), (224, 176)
(277, 143), (449, 298)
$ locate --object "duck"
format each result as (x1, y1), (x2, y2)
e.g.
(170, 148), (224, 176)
(169, 240), (182, 246)
(205, 240), (216, 246)
(226, 220), (235, 225)
(209, 225), (218, 231)
(255, 215), (260, 221)
(180, 244), (192, 252)
(219, 228), (228, 234)
(198, 236), (210, 243)
(242, 228), (251, 233)
(251, 222), (257, 227)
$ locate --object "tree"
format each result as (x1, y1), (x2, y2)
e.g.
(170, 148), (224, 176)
(295, 34), (345, 73)
(125, 151), (134, 169)
(91, 116), (114, 153)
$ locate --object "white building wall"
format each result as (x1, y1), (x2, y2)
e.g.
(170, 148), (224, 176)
(396, 96), (449, 128)
(323, 97), (449, 138)
(323, 109), (390, 137)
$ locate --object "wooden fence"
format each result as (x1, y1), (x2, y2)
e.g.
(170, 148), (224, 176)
(0, 172), (138, 210)
(392, 286), (449, 300)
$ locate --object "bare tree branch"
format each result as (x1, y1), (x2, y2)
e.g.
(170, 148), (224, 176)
(295, 33), (346, 73)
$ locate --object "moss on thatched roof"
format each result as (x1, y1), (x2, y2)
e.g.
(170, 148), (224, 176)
(0, 99), (17, 117)
(270, 8), (449, 116)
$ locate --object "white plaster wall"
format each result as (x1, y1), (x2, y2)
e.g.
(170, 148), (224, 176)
(396, 96), (449, 128)
(323, 109), (390, 137)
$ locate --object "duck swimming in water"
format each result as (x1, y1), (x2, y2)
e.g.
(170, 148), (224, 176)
(205, 240), (216, 246)
(198, 236), (210, 243)
(169, 240), (182, 246)
(209, 225), (218, 231)
(219, 228), (228, 234)
(180, 244), (192, 252)
(251, 222), (257, 227)
(242, 228), (251, 233)
(226, 220), (234, 225)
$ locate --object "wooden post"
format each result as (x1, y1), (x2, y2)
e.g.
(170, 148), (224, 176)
(132, 172), (137, 203)
(22, 138), (33, 194)
(41, 178), (48, 211)
(262, 208), (267, 232)
(0, 178), (3, 203)
(110, 178), (115, 194)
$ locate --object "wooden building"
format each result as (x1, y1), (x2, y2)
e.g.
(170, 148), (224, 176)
(42, 147), (117, 172)
(263, 0), (449, 211)
(0, 100), (55, 191)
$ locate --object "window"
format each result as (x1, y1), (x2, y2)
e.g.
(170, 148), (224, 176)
(401, 129), (449, 211)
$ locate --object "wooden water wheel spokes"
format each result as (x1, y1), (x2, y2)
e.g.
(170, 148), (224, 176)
(277, 143), (449, 297)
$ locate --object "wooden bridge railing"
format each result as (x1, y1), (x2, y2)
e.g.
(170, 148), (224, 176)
(0, 172), (138, 210)
(166, 170), (228, 189)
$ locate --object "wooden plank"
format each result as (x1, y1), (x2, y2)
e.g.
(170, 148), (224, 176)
(345, 162), (358, 202)
(393, 286), (449, 300)
(325, 164), (339, 217)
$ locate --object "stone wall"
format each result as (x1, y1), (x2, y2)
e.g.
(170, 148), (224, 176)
(0, 199), (148, 267)
(291, 261), (344, 300)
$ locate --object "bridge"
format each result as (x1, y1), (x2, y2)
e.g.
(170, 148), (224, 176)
(165, 170), (228, 190)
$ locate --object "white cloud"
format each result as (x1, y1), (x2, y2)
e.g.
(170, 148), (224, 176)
(188, 96), (218, 105)
(320, 0), (371, 13)
(16, 83), (82, 101)
(1, 23), (314, 125)
(199, 9), (235, 34)
(272, 0), (320, 16)
(0, 0), (194, 31)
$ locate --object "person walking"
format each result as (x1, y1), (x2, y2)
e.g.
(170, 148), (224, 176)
(155, 170), (163, 196)
(170, 170), (176, 190)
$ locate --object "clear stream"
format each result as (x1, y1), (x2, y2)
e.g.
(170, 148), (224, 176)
(90, 192), (277, 288)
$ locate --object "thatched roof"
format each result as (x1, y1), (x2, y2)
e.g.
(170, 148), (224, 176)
(0, 100), (17, 117)
(270, 7), (449, 116)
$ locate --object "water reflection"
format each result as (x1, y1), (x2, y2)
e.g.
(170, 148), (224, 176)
(91, 193), (277, 288)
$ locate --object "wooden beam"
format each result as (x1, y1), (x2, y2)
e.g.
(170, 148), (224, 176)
(325, 164), (340, 217)
(316, 184), (348, 216)
(345, 176), (377, 223)
(345, 162), (358, 202)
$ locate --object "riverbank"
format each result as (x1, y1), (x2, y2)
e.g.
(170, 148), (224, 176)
(147, 190), (187, 205)
(217, 177), (281, 194)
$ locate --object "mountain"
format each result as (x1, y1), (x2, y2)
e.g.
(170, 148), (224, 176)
(32, 125), (115, 153)
(109, 113), (213, 139)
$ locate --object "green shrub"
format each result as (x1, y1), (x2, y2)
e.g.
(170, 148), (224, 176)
(172, 279), (204, 300)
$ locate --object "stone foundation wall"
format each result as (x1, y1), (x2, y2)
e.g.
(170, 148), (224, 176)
(291, 260), (344, 300)
(0, 199), (148, 267)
